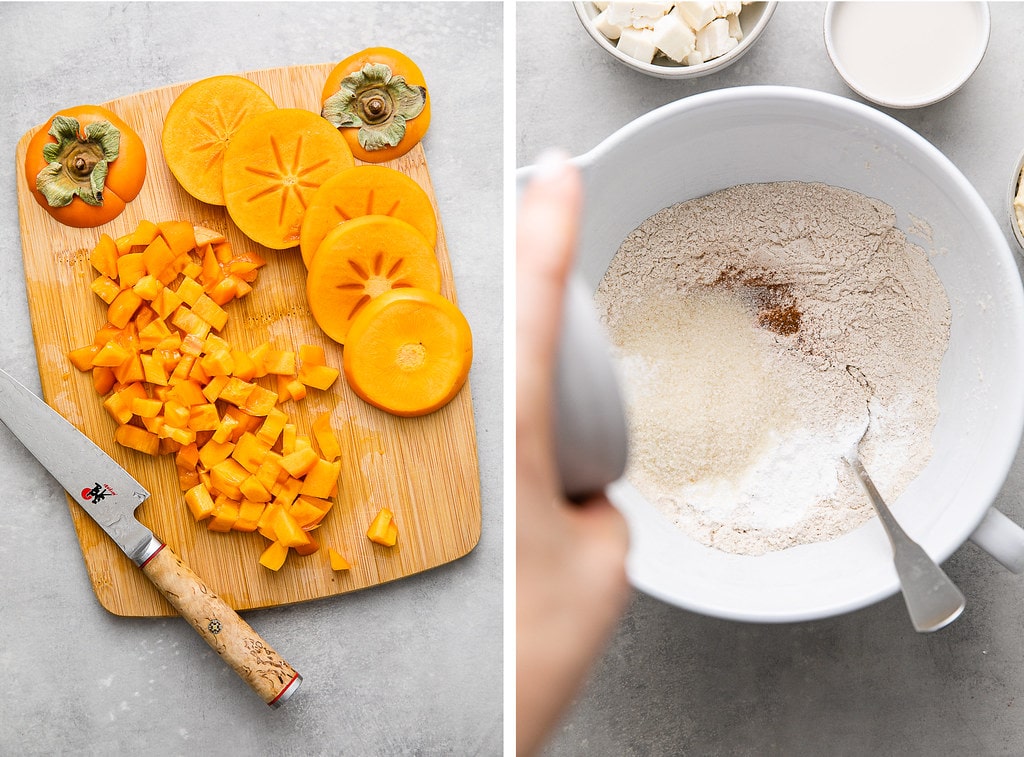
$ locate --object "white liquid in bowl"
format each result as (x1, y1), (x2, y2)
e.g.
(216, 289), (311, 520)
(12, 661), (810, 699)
(828, 2), (988, 107)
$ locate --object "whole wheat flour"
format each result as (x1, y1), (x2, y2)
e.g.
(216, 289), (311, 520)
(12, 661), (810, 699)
(595, 181), (950, 555)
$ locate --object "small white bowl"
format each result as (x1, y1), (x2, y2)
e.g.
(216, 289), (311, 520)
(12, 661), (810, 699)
(824, 1), (990, 109)
(1008, 148), (1024, 254)
(573, 2), (777, 80)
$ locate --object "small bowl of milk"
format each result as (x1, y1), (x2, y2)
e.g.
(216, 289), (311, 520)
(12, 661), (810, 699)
(824, 2), (990, 109)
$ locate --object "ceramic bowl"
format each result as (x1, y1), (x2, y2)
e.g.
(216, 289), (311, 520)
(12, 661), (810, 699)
(573, 1), (777, 80)
(518, 86), (1024, 623)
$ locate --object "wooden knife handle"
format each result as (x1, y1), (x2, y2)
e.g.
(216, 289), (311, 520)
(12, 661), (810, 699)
(139, 540), (302, 707)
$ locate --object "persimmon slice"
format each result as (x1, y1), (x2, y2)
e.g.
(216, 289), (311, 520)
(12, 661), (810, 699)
(162, 75), (278, 206)
(299, 165), (437, 268)
(222, 108), (354, 249)
(306, 215), (441, 344)
(343, 288), (472, 417)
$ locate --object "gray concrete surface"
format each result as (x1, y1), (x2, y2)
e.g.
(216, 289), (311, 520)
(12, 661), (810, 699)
(518, 2), (1024, 755)
(0, 3), (502, 755)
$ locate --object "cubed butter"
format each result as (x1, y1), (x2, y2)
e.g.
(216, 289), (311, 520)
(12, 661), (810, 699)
(652, 9), (697, 62)
(616, 26), (659, 63)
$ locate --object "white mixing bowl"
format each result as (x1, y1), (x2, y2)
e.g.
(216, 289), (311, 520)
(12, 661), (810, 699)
(519, 86), (1024, 623)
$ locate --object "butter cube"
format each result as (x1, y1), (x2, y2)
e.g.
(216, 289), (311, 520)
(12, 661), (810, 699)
(652, 9), (697, 62)
(675, 1), (718, 30)
(593, 8), (623, 40)
(696, 17), (738, 59)
(616, 26), (659, 64)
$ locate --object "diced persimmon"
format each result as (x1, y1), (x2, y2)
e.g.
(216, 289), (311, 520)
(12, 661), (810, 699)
(152, 287), (183, 319)
(263, 349), (296, 376)
(114, 423), (161, 456)
(114, 233), (133, 255)
(177, 465), (201, 491)
(258, 540), (289, 571)
(218, 377), (255, 406)
(209, 458), (248, 500)
(175, 276), (205, 306)
(130, 396), (163, 418)
(193, 225), (226, 246)
(248, 342), (271, 378)
(191, 295), (228, 331)
(285, 377), (307, 401)
(243, 384), (278, 416)
(255, 454), (285, 493)
(298, 344), (326, 366)
(107, 289), (143, 329)
(281, 423), (297, 455)
(92, 340), (131, 368)
(211, 412), (240, 444)
(141, 236), (176, 280)
(299, 458), (340, 498)
(224, 405), (261, 437)
(207, 496), (240, 532)
(132, 275), (163, 301)
(206, 276), (237, 306)
(116, 252), (147, 287)
(232, 432), (272, 473)
(256, 408), (288, 446)
(112, 352), (145, 385)
(90, 275), (121, 304)
(188, 403), (220, 432)
(201, 347), (234, 377)
(257, 503), (282, 541)
(233, 498), (266, 532)
(157, 220), (196, 256)
(166, 379), (205, 406)
(138, 318), (173, 351)
(311, 412), (341, 462)
(273, 476), (303, 509)
(129, 219), (160, 248)
(279, 447), (319, 478)
(140, 353), (169, 386)
(289, 497), (327, 529)
(328, 547), (351, 571)
(298, 363), (340, 391)
(240, 474), (272, 503)
(214, 241), (234, 264)
(93, 366), (116, 395)
(90, 233), (119, 278)
(185, 483), (216, 521)
(269, 506), (310, 548)
(367, 508), (398, 547)
(231, 276), (253, 299)
(198, 438), (234, 469)
(169, 355), (196, 385)
(176, 442), (201, 470)
(170, 306), (211, 338)
(141, 415), (165, 435)
(163, 424), (196, 447)
(68, 344), (100, 372)
(162, 400), (190, 429)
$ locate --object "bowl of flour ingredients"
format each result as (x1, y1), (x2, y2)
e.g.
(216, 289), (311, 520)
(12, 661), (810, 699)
(574, 1), (777, 79)
(521, 86), (1024, 623)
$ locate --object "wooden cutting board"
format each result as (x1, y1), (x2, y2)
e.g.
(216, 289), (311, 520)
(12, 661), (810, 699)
(13, 63), (481, 617)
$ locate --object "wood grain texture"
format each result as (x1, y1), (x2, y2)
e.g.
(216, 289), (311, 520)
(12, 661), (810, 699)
(14, 63), (481, 617)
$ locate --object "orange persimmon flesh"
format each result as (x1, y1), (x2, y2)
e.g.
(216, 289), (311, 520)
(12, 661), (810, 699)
(67, 218), (346, 570)
(162, 75), (278, 206)
(222, 108), (354, 249)
(299, 165), (437, 268)
(343, 288), (472, 417)
(306, 215), (441, 345)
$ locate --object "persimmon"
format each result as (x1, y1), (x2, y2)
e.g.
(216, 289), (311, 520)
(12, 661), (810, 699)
(320, 47), (430, 163)
(222, 108), (354, 249)
(342, 288), (472, 417)
(299, 164), (438, 267)
(24, 105), (147, 228)
(305, 215), (441, 345)
(162, 75), (278, 205)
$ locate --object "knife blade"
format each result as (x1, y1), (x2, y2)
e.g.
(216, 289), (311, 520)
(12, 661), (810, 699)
(0, 367), (301, 707)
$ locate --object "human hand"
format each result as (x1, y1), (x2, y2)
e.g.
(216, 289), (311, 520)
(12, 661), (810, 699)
(515, 155), (632, 757)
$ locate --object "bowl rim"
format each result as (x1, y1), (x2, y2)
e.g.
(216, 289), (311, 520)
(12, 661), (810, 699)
(572, 1), (778, 80)
(564, 85), (1024, 623)
(823, 1), (991, 109)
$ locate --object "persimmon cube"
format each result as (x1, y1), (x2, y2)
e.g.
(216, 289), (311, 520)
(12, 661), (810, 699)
(263, 349), (296, 376)
(256, 408), (288, 446)
(166, 379), (206, 407)
(311, 412), (341, 461)
(298, 344), (326, 366)
(293, 531), (320, 556)
(240, 475), (272, 503)
(177, 465), (201, 491)
(206, 276), (238, 306)
(184, 483), (216, 521)
(255, 454), (285, 492)
(280, 447), (319, 478)
(233, 498), (266, 532)
(103, 383), (147, 424)
(230, 350), (257, 381)
(169, 355), (196, 385)
(207, 497), (240, 532)
(175, 276), (205, 307)
(161, 425), (196, 446)
(138, 319), (173, 351)
(257, 503), (283, 541)
(114, 424), (161, 456)
(281, 423), (297, 455)
(243, 384), (278, 416)
(133, 275), (163, 301)
(130, 396), (163, 418)
(157, 220), (196, 256)
(90, 275), (121, 304)
(298, 363), (340, 391)
(191, 295), (228, 331)
(113, 353), (145, 385)
(285, 377), (307, 401)
(194, 225), (225, 246)
(288, 497), (327, 529)
(162, 400), (190, 429)
(328, 548), (351, 571)
(152, 287), (183, 319)
(258, 540), (289, 571)
(188, 403), (221, 432)
(68, 344), (100, 372)
(211, 412), (241, 444)
(299, 459), (340, 498)
(269, 507), (310, 548)
(232, 432), (272, 473)
(170, 306), (211, 339)
(93, 365), (116, 395)
(201, 348), (234, 377)
(209, 458), (248, 500)
(367, 508), (397, 546)
(129, 219), (160, 248)
(140, 354), (169, 386)
(90, 233), (119, 278)
(248, 342), (271, 378)
(116, 252), (146, 287)
(142, 236), (176, 280)
(273, 476), (303, 509)
(201, 375), (230, 403)
(213, 241), (234, 264)
(107, 289), (143, 329)
(176, 442), (201, 470)
(218, 377), (256, 406)
(198, 438), (234, 469)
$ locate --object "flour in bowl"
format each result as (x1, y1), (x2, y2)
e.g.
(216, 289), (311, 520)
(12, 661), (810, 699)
(595, 182), (950, 554)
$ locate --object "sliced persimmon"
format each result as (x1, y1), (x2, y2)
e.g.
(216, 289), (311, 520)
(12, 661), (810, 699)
(306, 215), (441, 344)
(162, 75), (278, 205)
(299, 165), (438, 268)
(342, 288), (472, 417)
(222, 108), (354, 249)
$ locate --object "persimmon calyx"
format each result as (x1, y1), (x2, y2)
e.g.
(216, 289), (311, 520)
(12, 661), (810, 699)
(321, 63), (426, 152)
(36, 115), (121, 207)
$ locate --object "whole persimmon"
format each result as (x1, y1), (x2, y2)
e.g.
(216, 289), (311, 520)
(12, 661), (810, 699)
(25, 104), (147, 228)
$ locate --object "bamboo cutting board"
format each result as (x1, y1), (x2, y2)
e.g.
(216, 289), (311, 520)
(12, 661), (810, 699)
(14, 63), (481, 617)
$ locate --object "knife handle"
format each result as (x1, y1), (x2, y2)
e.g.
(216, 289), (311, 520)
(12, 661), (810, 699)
(138, 539), (302, 707)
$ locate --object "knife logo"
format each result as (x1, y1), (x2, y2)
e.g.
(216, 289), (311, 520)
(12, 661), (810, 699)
(81, 482), (116, 502)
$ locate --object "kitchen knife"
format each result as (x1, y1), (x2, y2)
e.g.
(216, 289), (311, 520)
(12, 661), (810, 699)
(0, 367), (301, 707)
